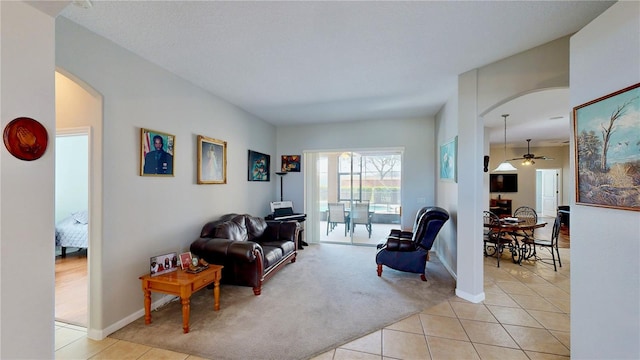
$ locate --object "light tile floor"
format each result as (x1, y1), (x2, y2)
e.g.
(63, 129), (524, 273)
(56, 248), (569, 360)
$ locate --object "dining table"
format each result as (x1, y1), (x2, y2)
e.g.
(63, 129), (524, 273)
(485, 217), (548, 265)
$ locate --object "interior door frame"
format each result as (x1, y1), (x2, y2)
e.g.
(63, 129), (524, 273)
(55, 126), (91, 327)
(536, 168), (561, 217)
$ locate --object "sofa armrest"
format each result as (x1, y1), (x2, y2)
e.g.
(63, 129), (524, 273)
(190, 237), (262, 263)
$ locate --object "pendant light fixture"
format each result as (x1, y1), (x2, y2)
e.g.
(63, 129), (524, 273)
(493, 114), (517, 172)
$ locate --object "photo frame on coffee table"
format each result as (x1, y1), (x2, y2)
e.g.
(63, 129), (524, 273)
(179, 252), (193, 270)
(150, 252), (178, 277)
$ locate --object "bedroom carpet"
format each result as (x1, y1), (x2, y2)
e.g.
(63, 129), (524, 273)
(109, 243), (456, 360)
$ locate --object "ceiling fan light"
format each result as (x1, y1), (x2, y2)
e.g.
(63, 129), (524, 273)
(493, 161), (518, 172)
(522, 159), (535, 165)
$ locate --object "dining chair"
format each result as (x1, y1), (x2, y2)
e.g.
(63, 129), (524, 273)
(326, 202), (349, 236)
(523, 214), (562, 271)
(350, 202), (372, 238)
(483, 210), (513, 267)
(512, 206), (538, 239)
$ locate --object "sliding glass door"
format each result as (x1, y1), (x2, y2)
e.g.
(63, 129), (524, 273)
(304, 149), (402, 246)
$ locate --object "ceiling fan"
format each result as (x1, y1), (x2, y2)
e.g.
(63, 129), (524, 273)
(509, 139), (554, 165)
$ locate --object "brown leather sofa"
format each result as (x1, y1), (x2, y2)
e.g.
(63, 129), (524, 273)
(190, 214), (299, 295)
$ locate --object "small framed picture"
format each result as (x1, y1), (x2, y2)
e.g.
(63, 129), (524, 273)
(439, 136), (457, 182)
(150, 252), (178, 277)
(248, 150), (270, 181)
(281, 155), (301, 172)
(141, 128), (175, 176)
(179, 252), (193, 270)
(197, 135), (227, 184)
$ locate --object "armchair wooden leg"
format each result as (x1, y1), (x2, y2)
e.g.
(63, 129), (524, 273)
(377, 264), (382, 277)
(420, 274), (427, 281)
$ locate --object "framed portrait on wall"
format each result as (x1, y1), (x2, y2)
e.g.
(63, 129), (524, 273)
(248, 150), (270, 181)
(573, 82), (640, 211)
(197, 135), (227, 184)
(140, 128), (175, 176)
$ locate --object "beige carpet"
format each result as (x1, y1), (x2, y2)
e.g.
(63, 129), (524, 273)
(110, 243), (455, 360)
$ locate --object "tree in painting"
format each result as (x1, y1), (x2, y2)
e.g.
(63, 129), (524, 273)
(599, 97), (637, 172)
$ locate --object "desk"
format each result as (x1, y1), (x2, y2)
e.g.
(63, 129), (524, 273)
(485, 220), (547, 264)
(140, 265), (223, 333)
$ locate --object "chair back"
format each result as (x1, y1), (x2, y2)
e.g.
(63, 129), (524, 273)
(483, 210), (503, 240)
(328, 203), (347, 222)
(411, 207), (429, 233)
(513, 206), (537, 226)
(351, 202), (370, 225)
(413, 207), (450, 251)
(550, 214), (561, 247)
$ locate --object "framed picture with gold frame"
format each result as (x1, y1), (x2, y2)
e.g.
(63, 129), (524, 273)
(197, 135), (227, 184)
(140, 128), (174, 176)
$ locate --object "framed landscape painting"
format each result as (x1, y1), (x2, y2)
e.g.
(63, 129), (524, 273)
(197, 135), (227, 184)
(573, 82), (640, 211)
(248, 150), (270, 181)
(439, 136), (457, 182)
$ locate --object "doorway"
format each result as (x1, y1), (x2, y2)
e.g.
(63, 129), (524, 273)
(305, 149), (402, 246)
(55, 69), (102, 339)
(536, 168), (560, 217)
(55, 129), (89, 327)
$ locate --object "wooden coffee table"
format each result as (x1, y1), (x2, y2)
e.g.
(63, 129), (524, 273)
(139, 264), (223, 333)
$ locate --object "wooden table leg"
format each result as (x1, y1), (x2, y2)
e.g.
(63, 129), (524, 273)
(213, 279), (220, 311)
(181, 297), (190, 333)
(143, 288), (152, 325)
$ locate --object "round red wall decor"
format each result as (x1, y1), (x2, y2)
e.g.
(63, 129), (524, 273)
(3, 117), (49, 161)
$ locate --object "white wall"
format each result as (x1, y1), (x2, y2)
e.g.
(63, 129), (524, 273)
(55, 18), (278, 335)
(570, 2), (640, 358)
(55, 134), (88, 223)
(434, 94), (458, 277)
(0, 2), (56, 358)
(276, 117), (435, 230)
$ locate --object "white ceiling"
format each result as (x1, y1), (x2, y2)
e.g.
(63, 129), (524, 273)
(49, 1), (615, 146)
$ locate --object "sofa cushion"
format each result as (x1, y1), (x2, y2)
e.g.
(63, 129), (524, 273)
(261, 245), (284, 269)
(215, 218), (248, 241)
(245, 216), (268, 241)
(200, 213), (240, 238)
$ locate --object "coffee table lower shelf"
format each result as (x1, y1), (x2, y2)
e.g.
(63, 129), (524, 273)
(139, 265), (223, 333)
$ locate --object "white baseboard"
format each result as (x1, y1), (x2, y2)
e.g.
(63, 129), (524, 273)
(455, 288), (485, 303)
(432, 249), (457, 281)
(86, 294), (177, 340)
